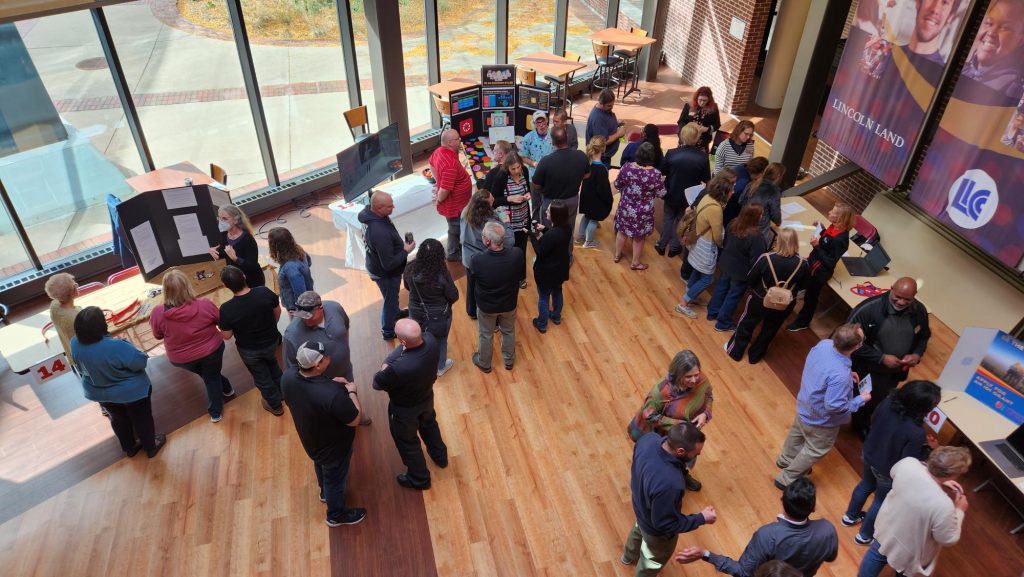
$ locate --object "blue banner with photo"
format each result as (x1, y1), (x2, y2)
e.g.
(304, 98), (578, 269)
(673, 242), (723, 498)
(965, 331), (1024, 426)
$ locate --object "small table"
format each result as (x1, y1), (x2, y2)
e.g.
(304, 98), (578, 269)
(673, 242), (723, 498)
(328, 174), (448, 271)
(513, 52), (588, 107)
(126, 162), (216, 194)
(427, 78), (477, 98)
(588, 28), (657, 100)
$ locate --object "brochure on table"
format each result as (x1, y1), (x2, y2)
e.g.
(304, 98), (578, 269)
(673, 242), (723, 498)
(117, 184), (231, 281)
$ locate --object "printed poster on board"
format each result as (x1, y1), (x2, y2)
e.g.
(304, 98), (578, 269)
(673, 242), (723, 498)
(908, 1), (1024, 269)
(965, 331), (1024, 426)
(817, 0), (966, 186)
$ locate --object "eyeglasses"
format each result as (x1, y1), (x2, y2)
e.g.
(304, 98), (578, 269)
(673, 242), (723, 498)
(296, 304), (323, 313)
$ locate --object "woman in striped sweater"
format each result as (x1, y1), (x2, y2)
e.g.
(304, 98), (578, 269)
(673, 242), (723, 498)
(627, 350), (713, 491)
(713, 120), (756, 175)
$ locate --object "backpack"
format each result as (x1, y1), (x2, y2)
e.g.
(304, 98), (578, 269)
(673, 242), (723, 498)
(678, 203), (712, 247)
(763, 255), (800, 311)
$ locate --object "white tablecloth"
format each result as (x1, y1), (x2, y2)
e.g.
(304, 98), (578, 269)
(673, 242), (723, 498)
(329, 175), (450, 270)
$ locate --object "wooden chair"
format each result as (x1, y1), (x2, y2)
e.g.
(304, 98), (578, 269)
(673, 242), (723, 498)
(546, 50), (582, 116)
(517, 66), (537, 86)
(432, 94), (452, 131)
(107, 266), (140, 285)
(343, 105), (371, 142)
(209, 163), (228, 186)
(590, 40), (620, 95)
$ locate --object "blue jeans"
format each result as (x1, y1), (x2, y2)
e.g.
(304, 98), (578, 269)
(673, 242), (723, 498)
(684, 270), (714, 304)
(237, 339), (283, 410)
(707, 276), (747, 328)
(577, 216), (598, 242)
(315, 442), (354, 521)
(857, 540), (896, 577)
(373, 274), (402, 338)
(171, 341), (232, 418)
(536, 284), (564, 328)
(845, 459), (893, 541)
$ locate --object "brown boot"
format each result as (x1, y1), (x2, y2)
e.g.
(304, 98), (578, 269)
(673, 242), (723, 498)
(684, 470), (702, 492)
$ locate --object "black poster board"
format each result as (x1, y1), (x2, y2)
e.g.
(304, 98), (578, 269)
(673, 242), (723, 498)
(450, 85), (482, 141)
(481, 64), (515, 87)
(116, 184), (230, 280)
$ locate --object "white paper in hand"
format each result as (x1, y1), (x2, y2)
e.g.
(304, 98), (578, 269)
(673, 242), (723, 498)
(814, 222), (825, 238)
(859, 373), (873, 395)
(684, 184), (704, 206)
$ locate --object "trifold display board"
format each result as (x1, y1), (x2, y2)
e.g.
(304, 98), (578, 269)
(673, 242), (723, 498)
(450, 85), (482, 141)
(516, 85), (550, 136)
(938, 327), (1024, 426)
(117, 184), (230, 281)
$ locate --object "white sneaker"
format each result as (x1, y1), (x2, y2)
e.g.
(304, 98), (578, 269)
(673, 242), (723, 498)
(582, 240), (601, 249)
(437, 358), (454, 377)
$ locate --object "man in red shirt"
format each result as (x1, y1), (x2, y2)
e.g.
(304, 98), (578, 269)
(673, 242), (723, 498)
(429, 129), (473, 261)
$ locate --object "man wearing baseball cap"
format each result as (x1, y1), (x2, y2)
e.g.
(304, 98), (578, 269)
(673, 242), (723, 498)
(283, 290), (370, 425)
(520, 110), (552, 168)
(281, 340), (366, 527)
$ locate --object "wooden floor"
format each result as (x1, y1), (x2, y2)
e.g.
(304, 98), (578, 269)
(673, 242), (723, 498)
(1, 73), (1022, 577)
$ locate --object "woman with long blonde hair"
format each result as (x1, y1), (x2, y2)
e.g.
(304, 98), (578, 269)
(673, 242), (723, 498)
(788, 202), (857, 332)
(209, 204), (265, 288)
(150, 269), (234, 422)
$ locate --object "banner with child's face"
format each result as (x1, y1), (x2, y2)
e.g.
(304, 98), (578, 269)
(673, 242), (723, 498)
(909, 0), (1024, 269)
(817, 0), (967, 186)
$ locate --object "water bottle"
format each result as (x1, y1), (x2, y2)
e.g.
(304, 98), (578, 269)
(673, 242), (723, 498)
(184, 177), (193, 187)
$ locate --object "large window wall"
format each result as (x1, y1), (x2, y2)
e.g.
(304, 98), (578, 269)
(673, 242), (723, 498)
(1, 0), (656, 288)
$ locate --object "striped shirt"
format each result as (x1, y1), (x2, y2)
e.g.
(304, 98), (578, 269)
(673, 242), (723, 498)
(627, 376), (713, 442)
(713, 139), (754, 174)
(797, 339), (864, 428)
(430, 145), (472, 218)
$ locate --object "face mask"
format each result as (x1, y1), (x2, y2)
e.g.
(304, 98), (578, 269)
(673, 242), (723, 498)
(218, 220), (231, 232)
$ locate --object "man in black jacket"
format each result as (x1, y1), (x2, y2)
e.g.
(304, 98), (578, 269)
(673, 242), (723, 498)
(357, 191), (414, 339)
(847, 277), (931, 438)
(373, 318), (448, 490)
(658, 124), (710, 257)
(470, 221), (524, 373)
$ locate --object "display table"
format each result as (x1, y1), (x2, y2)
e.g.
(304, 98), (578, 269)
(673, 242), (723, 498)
(0, 262), (277, 373)
(329, 174), (448, 271)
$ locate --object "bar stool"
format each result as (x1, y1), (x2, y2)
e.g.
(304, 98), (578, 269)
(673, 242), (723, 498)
(589, 40), (620, 96)
(343, 105), (371, 142)
(612, 27), (647, 98)
(432, 94), (451, 131)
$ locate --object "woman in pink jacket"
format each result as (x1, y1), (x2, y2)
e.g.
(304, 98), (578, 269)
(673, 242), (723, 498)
(150, 269), (235, 422)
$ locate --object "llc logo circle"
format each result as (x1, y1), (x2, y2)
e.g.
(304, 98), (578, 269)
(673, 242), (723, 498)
(946, 169), (998, 230)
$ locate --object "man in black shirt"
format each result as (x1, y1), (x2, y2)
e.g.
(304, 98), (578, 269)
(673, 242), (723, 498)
(218, 265), (284, 416)
(531, 126), (590, 236)
(282, 340), (366, 527)
(470, 222), (524, 373)
(373, 318), (448, 490)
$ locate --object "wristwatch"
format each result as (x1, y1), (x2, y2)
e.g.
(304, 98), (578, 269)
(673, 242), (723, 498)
(702, 550), (711, 562)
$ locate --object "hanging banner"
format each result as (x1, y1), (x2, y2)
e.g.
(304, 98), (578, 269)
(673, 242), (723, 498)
(908, 1), (1024, 269)
(816, 0), (967, 186)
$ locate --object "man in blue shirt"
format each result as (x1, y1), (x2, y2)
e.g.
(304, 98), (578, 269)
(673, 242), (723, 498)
(774, 323), (870, 489)
(621, 421), (718, 576)
(586, 89), (626, 165)
(520, 111), (552, 168)
(675, 478), (839, 576)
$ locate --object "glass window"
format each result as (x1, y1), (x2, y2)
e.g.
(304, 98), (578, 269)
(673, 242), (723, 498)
(439, 0), (496, 79)
(617, 0), (644, 31)
(508, 1), (556, 58)
(239, 0), (353, 182)
(105, 2), (266, 194)
(2, 14), (144, 269)
(353, 2), (433, 139)
(566, 0), (605, 72)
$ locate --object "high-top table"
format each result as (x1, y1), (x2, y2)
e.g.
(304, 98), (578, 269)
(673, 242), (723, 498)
(427, 78), (478, 98)
(512, 52), (588, 107)
(588, 28), (657, 99)
(126, 162), (217, 194)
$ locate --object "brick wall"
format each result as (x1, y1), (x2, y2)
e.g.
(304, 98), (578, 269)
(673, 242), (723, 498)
(808, 142), (887, 212)
(658, 0), (770, 114)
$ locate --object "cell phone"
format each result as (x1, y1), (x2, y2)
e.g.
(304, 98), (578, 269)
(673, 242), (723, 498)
(405, 232), (414, 244)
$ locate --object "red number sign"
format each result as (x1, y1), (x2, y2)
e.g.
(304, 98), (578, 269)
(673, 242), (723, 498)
(31, 354), (72, 385)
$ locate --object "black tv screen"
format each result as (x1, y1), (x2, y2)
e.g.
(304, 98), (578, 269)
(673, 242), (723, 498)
(336, 122), (403, 202)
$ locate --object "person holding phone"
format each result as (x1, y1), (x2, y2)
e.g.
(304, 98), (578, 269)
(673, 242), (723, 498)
(529, 200), (571, 334)
(586, 89), (626, 165)
(358, 191), (415, 340)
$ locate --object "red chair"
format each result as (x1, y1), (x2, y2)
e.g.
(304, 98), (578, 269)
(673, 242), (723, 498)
(853, 215), (880, 246)
(107, 266), (140, 285)
(77, 281), (104, 295)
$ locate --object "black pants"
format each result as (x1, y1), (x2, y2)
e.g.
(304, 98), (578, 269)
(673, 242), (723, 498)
(100, 391), (157, 453)
(389, 399), (447, 486)
(851, 371), (904, 435)
(465, 268), (477, 317)
(314, 442), (354, 521)
(793, 275), (828, 326)
(514, 230), (529, 281)
(726, 294), (795, 363)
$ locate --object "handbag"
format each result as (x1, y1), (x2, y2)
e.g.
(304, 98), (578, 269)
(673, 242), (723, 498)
(763, 255), (800, 311)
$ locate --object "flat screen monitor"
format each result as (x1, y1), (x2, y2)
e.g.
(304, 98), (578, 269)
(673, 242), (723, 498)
(482, 87), (515, 109)
(517, 85), (550, 112)
(336, 122), (403, 202)
(450, 87), (480, 114)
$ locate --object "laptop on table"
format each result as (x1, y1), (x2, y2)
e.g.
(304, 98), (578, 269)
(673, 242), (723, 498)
(989, 422), (1024, 473)
(842, 243), (891, 277)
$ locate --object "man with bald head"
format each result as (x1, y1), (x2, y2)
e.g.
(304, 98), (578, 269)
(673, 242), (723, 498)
(358, 190), (415, 340)
(847, 277), (932, 438)
(373, 318), (448, 490)
(430, 128), (473, 261)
